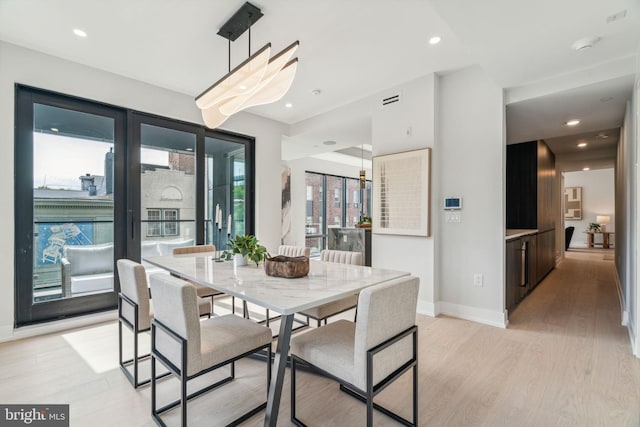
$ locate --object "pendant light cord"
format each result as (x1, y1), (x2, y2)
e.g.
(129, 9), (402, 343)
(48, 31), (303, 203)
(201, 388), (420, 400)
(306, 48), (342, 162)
(247, 12), (252, 57)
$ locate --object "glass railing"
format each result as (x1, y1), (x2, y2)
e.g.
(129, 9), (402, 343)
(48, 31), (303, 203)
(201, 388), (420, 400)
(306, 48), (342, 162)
(33, 219), (114, 302)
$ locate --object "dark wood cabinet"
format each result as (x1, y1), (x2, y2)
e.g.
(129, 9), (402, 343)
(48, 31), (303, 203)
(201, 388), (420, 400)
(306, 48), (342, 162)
(505, 233), (538, 314)
(536, 229), (555, 282)
(505, 238), (521, 313)
(506, 139), (557, 315)
(506, 140), (556, 232)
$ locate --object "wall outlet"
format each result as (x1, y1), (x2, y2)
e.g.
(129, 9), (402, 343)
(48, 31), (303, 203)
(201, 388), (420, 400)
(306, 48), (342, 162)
(473, 273), (483, 287)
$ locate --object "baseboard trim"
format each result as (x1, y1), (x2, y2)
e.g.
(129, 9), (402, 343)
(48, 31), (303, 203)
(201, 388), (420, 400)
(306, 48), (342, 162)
(612, 265), (628, 326)
(629, 319), (638, 358)
(611, 264), (637, 356)
(417, 300), (436, 317)
(435, 301), (507, 329)
(0, 310), (117, 343)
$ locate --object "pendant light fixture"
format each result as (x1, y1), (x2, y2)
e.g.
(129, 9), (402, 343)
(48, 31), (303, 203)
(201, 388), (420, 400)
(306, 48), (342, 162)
(196, 2), (299, 129)
(359, 145), (366, 189)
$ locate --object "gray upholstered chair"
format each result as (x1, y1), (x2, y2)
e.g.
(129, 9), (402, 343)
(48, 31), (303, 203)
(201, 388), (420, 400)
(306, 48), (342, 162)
(278, 245), (311, 257)
(149, 273), (272, 426)
(299, 249), (362, 327)
(172, 245), (230, 316)
(290, 276), (419, 427)
(116, 259), (211, 388)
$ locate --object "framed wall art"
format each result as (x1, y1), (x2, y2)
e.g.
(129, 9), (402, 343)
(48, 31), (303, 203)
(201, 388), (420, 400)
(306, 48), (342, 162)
(372, 148), (431, 236)
(564, 186), (582, 220)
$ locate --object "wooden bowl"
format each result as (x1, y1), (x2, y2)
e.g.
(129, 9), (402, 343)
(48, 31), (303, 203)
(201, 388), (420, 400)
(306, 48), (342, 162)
(264, 255), (309, 278)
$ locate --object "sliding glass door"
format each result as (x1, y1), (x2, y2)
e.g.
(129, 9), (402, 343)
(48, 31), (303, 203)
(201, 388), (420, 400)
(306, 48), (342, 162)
(15, 87), (126, 325)
(204, 135), (253, 250)
(15, 87), (255, 326)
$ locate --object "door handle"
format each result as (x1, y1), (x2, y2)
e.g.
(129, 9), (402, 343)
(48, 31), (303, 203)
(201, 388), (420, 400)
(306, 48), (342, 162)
(129, 209), (135, 240)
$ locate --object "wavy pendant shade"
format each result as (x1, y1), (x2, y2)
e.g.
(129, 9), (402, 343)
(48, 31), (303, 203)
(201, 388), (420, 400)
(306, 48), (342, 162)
(195, 2), (299, 129)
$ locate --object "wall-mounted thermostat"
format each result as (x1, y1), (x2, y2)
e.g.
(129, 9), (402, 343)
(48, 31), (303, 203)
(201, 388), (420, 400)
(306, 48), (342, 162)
(444, 197), (462, 210)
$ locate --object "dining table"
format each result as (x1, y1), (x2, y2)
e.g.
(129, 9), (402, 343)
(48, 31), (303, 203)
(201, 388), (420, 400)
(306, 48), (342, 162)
(144, 253), (410, 427)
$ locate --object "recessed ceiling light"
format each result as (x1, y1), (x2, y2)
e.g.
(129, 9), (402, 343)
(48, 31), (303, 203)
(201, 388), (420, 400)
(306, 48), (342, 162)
(311, 89), (322, 96)
(571, 36), (600, 51)
(428, 36), (441, 45)
(577, 142), (588, 148)
(285, 103), (293, 108)
(583, 167), (590, 171)
(50, 127), (59, 132)
(565, 119), (580, 126)
(73, 29), (87, 38)
(323, 140), (336, 146)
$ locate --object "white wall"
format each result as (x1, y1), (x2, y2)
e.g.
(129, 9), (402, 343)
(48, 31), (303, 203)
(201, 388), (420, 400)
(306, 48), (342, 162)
(371, 74), (438, 315)
(290, 67), (507, 326)
(435, 66), (506, 327)
(564, 169), (615, 247)
(632, 69), (639, 357)
(0, 41), (285, 341)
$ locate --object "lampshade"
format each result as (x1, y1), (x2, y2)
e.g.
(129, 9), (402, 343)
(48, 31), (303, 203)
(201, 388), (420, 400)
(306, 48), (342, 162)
(197, 53), (298, 129)
(195, 3), (299, 130)
(596, 215), (610, 224)
(219, 41), (299, 115)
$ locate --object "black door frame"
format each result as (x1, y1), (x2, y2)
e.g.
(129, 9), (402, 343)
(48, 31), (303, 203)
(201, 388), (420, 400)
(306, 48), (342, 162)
(15, 85), (256, 326)
(14, 85), (127, 325)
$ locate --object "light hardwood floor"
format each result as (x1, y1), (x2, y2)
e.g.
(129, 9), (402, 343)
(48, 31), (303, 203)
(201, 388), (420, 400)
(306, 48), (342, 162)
(1, 250), (638, 426)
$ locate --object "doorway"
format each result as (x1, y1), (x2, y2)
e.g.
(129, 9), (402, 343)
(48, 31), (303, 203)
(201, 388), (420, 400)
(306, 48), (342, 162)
(14, 87), (255, 326)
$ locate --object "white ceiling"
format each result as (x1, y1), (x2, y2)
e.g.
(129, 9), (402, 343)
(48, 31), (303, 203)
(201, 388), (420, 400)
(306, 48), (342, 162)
(0, 0), (638, 165)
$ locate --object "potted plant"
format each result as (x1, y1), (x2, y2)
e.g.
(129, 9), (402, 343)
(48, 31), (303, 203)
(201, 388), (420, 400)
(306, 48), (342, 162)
(223, 235), (269, 266)
(356, 215), (372, 228)
(588, 222), (601, 232)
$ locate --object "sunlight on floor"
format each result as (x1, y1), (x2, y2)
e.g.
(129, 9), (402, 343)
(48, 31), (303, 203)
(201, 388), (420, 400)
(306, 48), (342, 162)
(62, 323), (127, 374)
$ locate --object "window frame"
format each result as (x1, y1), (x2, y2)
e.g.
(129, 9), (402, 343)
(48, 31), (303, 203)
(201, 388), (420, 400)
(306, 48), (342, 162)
(14, 84), (255, 326)
(304, 171), (372, 254)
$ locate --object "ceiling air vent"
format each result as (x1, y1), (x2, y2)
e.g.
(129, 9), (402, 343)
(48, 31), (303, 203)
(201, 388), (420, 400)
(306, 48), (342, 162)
(381, 92), (401, 107)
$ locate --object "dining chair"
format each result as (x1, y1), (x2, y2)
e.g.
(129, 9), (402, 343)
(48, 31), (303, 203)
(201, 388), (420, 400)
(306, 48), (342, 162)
(290, 275), (419, 427)
(278, 245), (311, 257)
(149, 273), (272, 427)
(172, 245), (232, 316)
(116, 259), (211, 388)
(299, 249), (362, 327)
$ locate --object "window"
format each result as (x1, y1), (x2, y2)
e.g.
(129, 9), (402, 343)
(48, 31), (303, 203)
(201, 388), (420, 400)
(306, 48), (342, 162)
(147, 209), (162, 236)
(146, 208), (179, 237)
(304, 171), (372, 253)
(163, 209), (178, 236)
(15, 85), (255, 327)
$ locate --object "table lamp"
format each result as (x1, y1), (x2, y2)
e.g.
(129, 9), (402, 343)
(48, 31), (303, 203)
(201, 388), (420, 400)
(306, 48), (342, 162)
(596, 215), (611, 232)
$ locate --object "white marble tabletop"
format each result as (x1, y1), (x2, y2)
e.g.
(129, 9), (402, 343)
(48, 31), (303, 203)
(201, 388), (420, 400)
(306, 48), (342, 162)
(144, 254), (409, 315)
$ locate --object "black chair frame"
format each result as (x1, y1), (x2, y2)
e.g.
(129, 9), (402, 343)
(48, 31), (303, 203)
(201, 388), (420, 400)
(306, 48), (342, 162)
(118, 292), (170, 388)
(151, 318), (272, 427)
(291, 325), (418, 427)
